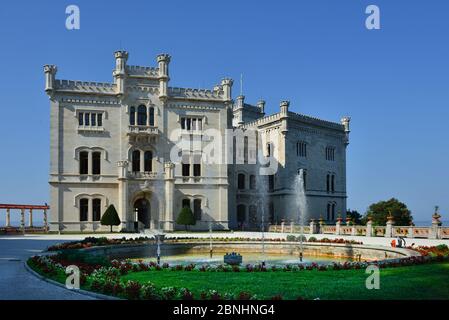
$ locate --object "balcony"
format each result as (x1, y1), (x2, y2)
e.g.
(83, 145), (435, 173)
(127, 125), (158, 137)
(127, 171), (161, 179)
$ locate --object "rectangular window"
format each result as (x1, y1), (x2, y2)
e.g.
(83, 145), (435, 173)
(182, 199), (190, 209)
(92, 199), (101, 221)
(84, 113), (90, 126)
(180, 117), (203, 131)
(326, 147), (335, 161)
(193, 164), (201, 177)
(268, 175), (275, 191)
(79, 151), (89, 175)
(181, 118), (186, 130)
(182, 163), (190, 177)
(92, 152), (101, 175)
(193, 199), (201, 220)
(80, 198), (88, 222)
(97, 114), (102, 127)
(91, 113), (96, 126)
(79, 112), (84, 126)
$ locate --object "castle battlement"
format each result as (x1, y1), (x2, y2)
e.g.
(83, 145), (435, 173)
(168, 86), (224, 101)
(55, 79), (116, 94)
(126, 65), (159, 78)
(288, 111), (344, 131)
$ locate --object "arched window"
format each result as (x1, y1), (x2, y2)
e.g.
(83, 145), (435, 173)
(331, 174), (335, 193)
(237, 204), (246, 223)
(132, 150), (140, 172)
(92, 152), (101, 175)
(92, 198), (101, 221)
(130, 106), (136, 125)
(326, 174), (330, 193)
(268, 202), (275, 223)
(149, 107), (155, 126)
(327, 203), (331, 221)
(249, 175), (256, 190)
(238, 173), (245, 189)
(266, 143), (272, 157)
(249, 205), (257, 223)
(331, 203), (336, 221)
(193, 199), (202, 220)
(268, 174), (275, 191)
(243, 136), (248, 164)
(80, 198), (88, 221)
(144, 151), (153, 172)
(182, 199), (191, 209)
(79, 151), (89, 175)
(137, 105), (147, 125)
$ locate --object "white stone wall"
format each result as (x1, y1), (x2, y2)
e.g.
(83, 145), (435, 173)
(46, 51), (348, 232)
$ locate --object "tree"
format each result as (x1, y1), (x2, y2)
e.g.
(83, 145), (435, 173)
(100, 204), (121, 232)
(176, 206), (196, 231)
(346, 209), (363, 225)
(364, 198), (413, 226)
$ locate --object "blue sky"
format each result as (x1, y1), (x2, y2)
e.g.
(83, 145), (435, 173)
(0, 0), (448, 222)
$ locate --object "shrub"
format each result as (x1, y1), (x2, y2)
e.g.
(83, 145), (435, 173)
(176, 207), (196, 231)
(142, 282), (161, 300)
(125, 281), (142, 300)
(161, 287), (178, 300)
(100, 204), (121, 232)
(308, 236), (317, 242)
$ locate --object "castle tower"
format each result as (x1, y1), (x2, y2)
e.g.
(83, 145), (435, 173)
(280, 100), (290, 135)
(341, 116), (351, 146)
(113, 51), (128, 96)
(257, 99), (266, 115)
(157, 54), (171, 100)
(221, 78), (233, 103)
(43, 65), (57, 94)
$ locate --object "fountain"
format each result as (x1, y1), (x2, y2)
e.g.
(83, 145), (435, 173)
(208, 220), (213, 258)
(295, 169), (307, 262)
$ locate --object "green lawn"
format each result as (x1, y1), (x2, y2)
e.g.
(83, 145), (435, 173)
(122, 262), (449, 300)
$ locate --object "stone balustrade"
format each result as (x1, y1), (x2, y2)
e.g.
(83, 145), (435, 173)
(267, 217), (449, 240)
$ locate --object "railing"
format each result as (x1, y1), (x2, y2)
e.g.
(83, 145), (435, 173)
(440, 227), (449, 239)
(127, 125), (158, 136)
(266, 221), (448, 240)
(127, 171), (161, 179)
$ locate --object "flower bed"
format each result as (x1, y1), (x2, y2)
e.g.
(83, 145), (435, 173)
(27, 243), (449, 300)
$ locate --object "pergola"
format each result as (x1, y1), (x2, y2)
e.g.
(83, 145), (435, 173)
(0, 203), (50, 233)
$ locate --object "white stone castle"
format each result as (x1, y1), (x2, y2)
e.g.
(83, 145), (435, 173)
(45, 51), (350, 232)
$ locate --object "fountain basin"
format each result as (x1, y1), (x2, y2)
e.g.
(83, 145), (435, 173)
(77, 241), (419, 266)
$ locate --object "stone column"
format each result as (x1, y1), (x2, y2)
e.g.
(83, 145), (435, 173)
(290, 220), (294, 233)
(43, 209), (48, 232)
(281, 220), (285, 233)
(385, 214), (394, 238)
(117, 161), (129, 231)
(164, 162), (175, 231)
(366, 218), (373, 237)
(5, 209), (10, 227)
(20, 209), (25, 234)
(28, 209), (33, 227)
(309, 219), (317, 234)
(430, 210), (442, 239)
(335, 217), (342, 235)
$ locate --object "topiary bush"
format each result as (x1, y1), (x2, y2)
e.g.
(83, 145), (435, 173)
(176, 206), (196, 230)
(101, 204), (121, 232)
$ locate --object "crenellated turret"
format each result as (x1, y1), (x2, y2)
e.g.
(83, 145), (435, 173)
(44, 65), (58, 94)
(113, 50), (128, 96)
(157, 54), (171, 100)
(221, 78), (233, 103)
(257, 99), (266, 115)
(341, 116), (351, 146)
(280, 100), (290, 135)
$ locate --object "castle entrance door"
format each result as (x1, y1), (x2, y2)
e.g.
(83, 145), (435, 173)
(134, 198), (151, 228)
